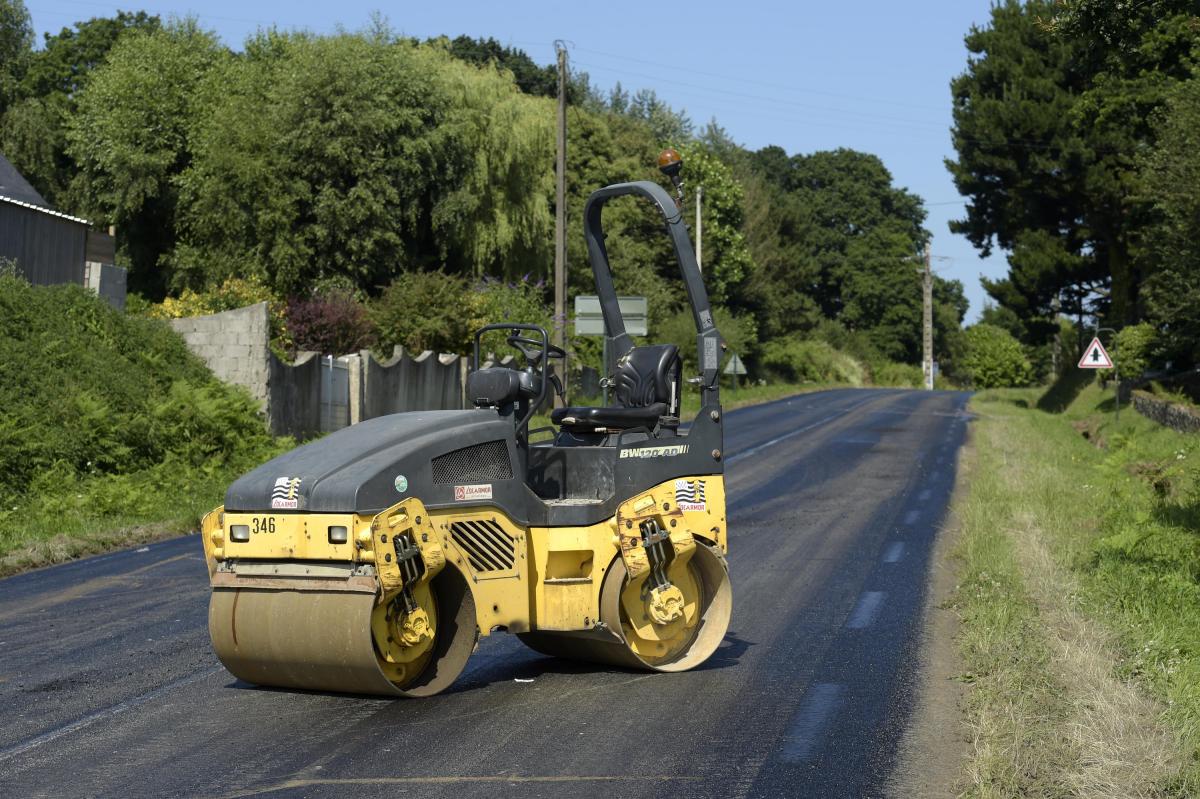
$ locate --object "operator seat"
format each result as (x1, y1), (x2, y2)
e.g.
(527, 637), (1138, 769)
(552, 344), (681, 433)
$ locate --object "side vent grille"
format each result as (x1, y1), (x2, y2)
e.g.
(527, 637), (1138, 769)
(450, 520), (517, 573)
(431, 440), (512, 485)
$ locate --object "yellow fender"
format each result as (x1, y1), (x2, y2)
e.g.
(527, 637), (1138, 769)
(368, 498), (446, 602)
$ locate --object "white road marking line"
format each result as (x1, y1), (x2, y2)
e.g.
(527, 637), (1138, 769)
(903, 509), (921, 526)
(882, 542), (905, 563)
(780, 683), (844, 763)
(846, 591), (886, 629)
(726, 413), (844, 464)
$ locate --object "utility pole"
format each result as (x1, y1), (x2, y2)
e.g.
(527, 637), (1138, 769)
(695, 185), (703, 272)
(923, 242), (934, 391)
(553, 41), (568, 407)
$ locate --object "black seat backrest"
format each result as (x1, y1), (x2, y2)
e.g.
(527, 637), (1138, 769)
(614, 345), (681, 416)
(466, 367), (522, 408)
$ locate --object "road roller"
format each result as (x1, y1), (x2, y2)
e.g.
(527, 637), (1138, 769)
(200, 157), (733, 696)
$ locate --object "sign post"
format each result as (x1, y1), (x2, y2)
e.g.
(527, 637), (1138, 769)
(573, 295), (648, 405)
(1078, 331), (1118, 422)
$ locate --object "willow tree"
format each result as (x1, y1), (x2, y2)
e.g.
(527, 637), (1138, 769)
(429, 49), (555, 281)
(171, 33), (553, 294)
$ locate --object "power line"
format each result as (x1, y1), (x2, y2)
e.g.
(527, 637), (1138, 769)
(573, 59), (948, 131)
(570, 44), (948, 114)
(572, 61), (1087, 153)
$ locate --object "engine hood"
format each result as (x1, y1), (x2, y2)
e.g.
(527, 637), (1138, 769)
(225, 410), (519, 515)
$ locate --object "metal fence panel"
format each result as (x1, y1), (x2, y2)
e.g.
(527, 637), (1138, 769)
(319, 356), (351, 433)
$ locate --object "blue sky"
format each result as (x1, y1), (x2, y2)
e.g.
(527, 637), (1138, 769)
(27, 0), (1004, 321)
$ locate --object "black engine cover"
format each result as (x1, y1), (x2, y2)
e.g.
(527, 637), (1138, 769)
(224, 410), (526, 516)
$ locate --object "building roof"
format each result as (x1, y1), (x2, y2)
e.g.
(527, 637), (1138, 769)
(0, 153), (50, 208)
(0, 152), (90, 225)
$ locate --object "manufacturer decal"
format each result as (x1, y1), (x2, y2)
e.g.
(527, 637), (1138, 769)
(270, 476), (301, 509)
(675, 479), (707, 512)
(619, 444), (690, 459)
(704, 337), (719, 370)
(394, 474), (408, 493)
(454, 483), (493, 502)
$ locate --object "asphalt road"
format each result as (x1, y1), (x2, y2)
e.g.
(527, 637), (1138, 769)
(0, 388), (971, 798)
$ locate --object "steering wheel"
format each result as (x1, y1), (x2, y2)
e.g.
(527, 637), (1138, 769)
(507, 333), (566, 364)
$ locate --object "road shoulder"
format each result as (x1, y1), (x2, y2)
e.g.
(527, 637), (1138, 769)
(885, 421), (972, 799)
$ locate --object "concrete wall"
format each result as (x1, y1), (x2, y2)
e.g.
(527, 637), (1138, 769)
(1132, 390), (1200, 434)
(170, 302), (271, 407)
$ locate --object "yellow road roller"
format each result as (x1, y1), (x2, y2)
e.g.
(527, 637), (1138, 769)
(200, 159), (733, 696)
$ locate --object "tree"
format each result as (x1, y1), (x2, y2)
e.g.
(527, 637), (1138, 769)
(1139, 72), (1200, 367)
(561, 106), (675, 325)
(620, 88), (693, 143)
(745, 146), (934, 361)
(172, 33), (553, 294)
(440, 35), (557, 97)
(948, 0), (1200, 330)
(1, 11), (160, 207)
(67, 19), (227, 297)
(0, 0), (32, 116)
(947, 0), (1104, 335)
(670, 141), (752, 305)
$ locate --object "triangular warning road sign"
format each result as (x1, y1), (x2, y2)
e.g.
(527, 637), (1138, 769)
(1078, 336), (1114, 369)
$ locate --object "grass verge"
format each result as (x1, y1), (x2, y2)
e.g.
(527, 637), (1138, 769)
(954, 383), (1199, 796)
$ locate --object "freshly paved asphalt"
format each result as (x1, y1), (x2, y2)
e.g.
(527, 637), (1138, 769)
(0, 388), (971, 798)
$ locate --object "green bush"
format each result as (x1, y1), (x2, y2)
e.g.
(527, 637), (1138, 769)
(961, 323), (1035, 388)
(372, 270), (475, 355)
(0, 276), (278, 506)
(871, 360), (923, 387)
(759, 337), (865, 385)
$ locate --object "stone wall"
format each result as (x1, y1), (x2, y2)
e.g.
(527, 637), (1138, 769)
(1131, 390), (1200, 434)
(170, 302), (271, 407)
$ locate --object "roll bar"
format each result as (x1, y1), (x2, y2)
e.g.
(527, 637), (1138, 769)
(583, 180), (723, 408)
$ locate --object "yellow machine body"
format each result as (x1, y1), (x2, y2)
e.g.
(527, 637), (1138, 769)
(202, 476), (731, 696)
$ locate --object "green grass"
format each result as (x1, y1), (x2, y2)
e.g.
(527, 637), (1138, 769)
(954, 381), (1200, 796)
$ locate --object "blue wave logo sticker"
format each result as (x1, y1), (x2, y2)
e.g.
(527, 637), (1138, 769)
(271, 476), (301, 509)
(674, 479), (706, 512)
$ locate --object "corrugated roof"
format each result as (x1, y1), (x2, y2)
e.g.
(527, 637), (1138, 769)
(0, 153), (50, 208)
(0, 193), (90, 226)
